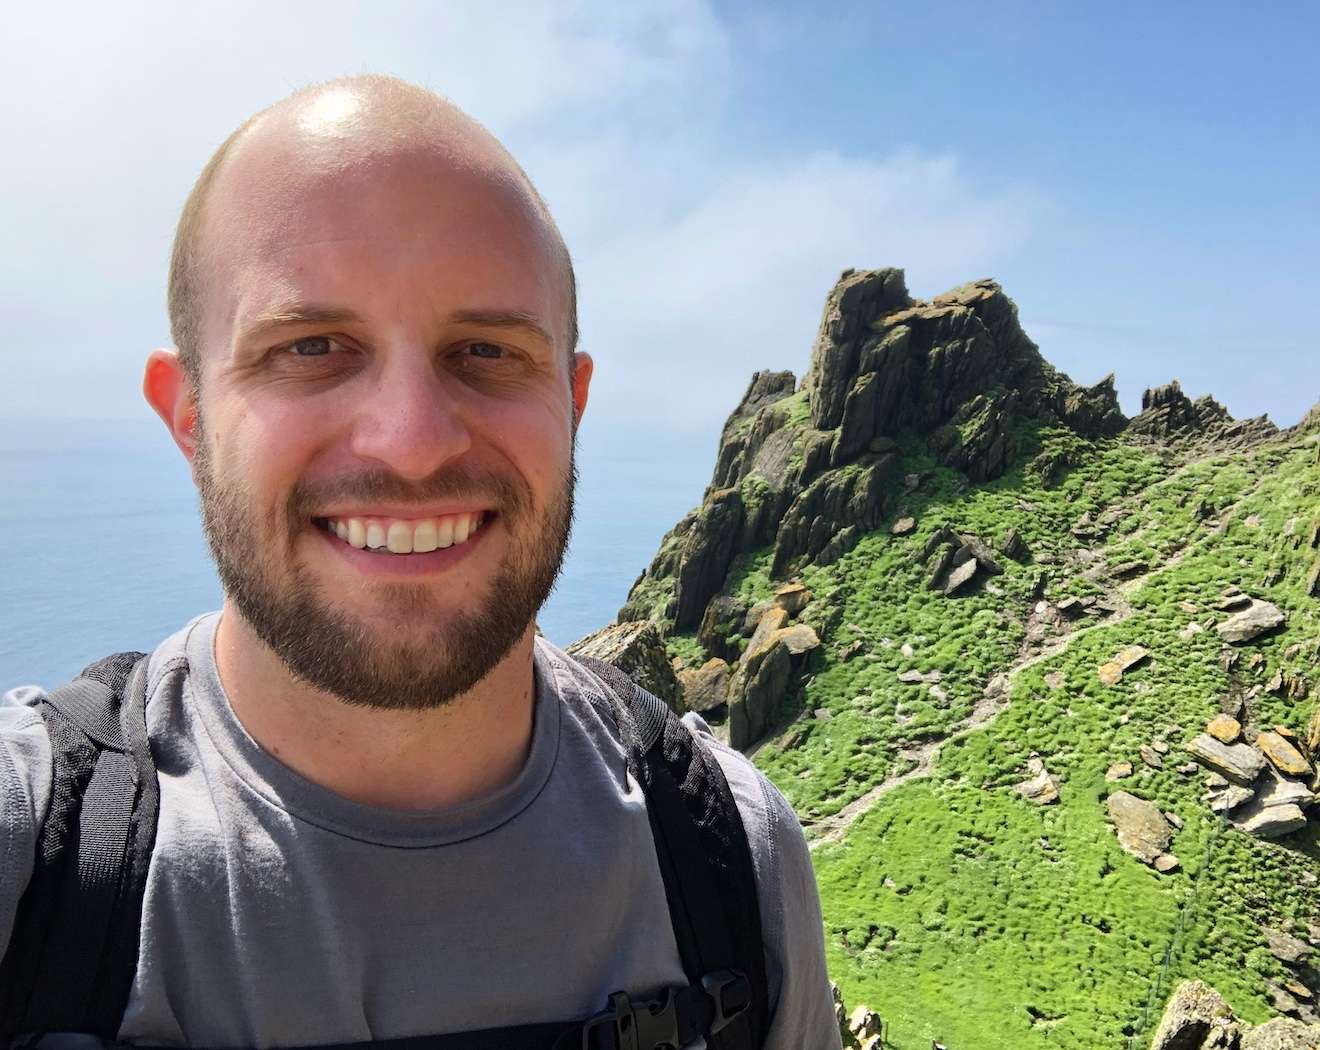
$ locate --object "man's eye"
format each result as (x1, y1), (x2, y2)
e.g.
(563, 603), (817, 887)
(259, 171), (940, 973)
(287, 336), (337, 357)
(466, 342), (504, 360)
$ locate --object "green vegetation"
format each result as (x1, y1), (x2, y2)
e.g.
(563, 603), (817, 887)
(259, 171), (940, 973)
(746, 426), (1320, 1048)
(780, 388), (812, 428)
(665, 631), (705, 668)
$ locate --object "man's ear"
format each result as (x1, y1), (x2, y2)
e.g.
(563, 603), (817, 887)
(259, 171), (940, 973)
(570, 351), (593, 429)
(143, 349), (200, 461)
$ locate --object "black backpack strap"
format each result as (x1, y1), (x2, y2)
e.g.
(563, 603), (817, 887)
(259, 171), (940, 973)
(576, 657), (771, 1050)
(0, 651), (158, 1041)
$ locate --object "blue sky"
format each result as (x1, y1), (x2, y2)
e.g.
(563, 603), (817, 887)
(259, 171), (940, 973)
(3, 0), (1316, 440)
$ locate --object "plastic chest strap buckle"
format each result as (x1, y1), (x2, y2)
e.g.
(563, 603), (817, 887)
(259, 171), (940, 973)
(701, 970), (751, 1035)
(579, 971), (750, 1050)
(581, 989), (681, 1050)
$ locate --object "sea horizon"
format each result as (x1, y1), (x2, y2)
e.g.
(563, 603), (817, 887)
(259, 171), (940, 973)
(0, 415), (717, 691)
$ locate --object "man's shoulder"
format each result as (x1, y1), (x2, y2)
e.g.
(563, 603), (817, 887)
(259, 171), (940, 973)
(0, 690), (54, 958)
(0, 613), (210, 855)
(542, 639), (838, 1047)
(536, 635), (800, 848)
(0, 614), (208, 958)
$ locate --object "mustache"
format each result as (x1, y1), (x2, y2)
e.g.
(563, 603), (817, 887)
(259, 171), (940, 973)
(289, 465), (529, 519)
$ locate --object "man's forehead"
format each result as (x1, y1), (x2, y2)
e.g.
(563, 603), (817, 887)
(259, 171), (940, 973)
(198, 108), (565, 337)
(208, 102), (551, 250)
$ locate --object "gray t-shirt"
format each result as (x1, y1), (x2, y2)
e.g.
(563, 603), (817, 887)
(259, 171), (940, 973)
(1, 613), (839, 1048)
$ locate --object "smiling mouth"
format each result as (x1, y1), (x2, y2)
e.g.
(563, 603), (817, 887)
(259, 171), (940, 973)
(313, 510), (492, 555)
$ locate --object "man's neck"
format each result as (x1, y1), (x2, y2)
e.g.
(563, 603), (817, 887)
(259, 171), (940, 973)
(212, 600), (538, 812)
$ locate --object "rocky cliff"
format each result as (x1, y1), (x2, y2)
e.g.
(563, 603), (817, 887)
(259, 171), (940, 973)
(619, 269), (1124, 639)
(574, 268), (1320, 1049)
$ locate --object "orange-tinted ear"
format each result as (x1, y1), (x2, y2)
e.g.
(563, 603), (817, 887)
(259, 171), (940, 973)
(143, 349), (200, 462)
(570, 351), (593, 429)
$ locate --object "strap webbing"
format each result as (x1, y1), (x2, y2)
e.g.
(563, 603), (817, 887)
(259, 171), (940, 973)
(4, 654), (153, 1040)
(23, 749), (137, 1030)
(576, 658), (767, 1050)
(90, 654), (158, 1031)
(41, 678), (126, 750)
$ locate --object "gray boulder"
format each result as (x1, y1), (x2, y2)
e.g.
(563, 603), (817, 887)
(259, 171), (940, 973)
(1234, 803), (1308, 839)
(728, 642), (794, 750)
(1013, 757), (1060, 805)
(1217, 600), (1286, 644)
(1264, 927), (1313, 965)
(1149, 978), (1320, 1050)
(678, 658), (731, 714)
(1106, 791), (1173, 865)
(1224, 766), (1309, 840)
(957, 535), (1004, 575)
(1148, 980), (1238, 1050)
(944, 557), (980, 596)
(1241, 1017), (1320, 1049)
(1185, 734), (1267, 786)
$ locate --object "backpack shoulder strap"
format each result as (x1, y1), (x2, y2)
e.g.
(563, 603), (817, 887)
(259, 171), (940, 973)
(575, 657), (771, 1050)
(0, 651), (159, 1041)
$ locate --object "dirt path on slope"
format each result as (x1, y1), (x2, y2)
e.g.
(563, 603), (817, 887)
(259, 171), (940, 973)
(805, 605), (1132, 848)
(804, 459), (1271, 850)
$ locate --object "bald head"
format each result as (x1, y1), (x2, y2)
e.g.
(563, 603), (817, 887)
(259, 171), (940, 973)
(168, 75), (577, 385)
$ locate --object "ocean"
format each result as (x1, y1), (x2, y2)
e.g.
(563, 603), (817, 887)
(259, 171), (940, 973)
(0, 417), (715, 691)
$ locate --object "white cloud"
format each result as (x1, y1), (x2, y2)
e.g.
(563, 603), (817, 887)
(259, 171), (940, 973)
(0, 0), (1038, 429)
(566, 150), (1042, 428)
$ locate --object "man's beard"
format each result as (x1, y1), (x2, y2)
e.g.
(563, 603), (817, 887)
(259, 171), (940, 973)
(193, 423), (576, 711)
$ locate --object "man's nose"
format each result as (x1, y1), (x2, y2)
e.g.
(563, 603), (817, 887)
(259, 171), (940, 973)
(347, 356), (473, 481)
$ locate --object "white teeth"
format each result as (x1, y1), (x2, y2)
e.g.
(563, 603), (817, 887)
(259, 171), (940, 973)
(386, 520), (413, 554)
(413, 520), (438, 553)
(326, 513), (485, 554)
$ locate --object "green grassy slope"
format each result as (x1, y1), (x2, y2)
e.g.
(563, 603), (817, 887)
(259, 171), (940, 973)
(697, 424), (1320, 1048)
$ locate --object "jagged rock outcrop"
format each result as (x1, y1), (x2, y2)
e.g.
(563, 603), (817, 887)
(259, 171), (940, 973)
(1130, 380), (1279, 448)
(697, 593), (749, 662)
(710, 370), (798, 493)
(670, 487), (744, 632)
(619, 268), (1135, 643)
(806, 268), (915, 432)
(565, 620), (684, 713)
(813, 275), (1124, 477)
(772, 453), (898, 576)
(728, 638), (794, 750)
(1292, 398), (1320, 436)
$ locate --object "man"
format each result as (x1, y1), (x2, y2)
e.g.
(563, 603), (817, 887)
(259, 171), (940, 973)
(0, 76), (839, 1047)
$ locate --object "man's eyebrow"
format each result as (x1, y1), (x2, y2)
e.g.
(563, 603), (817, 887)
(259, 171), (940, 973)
(237, 304), (366, 344)
(234, 304), (557, 347)
(447, 309), (554, 346)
